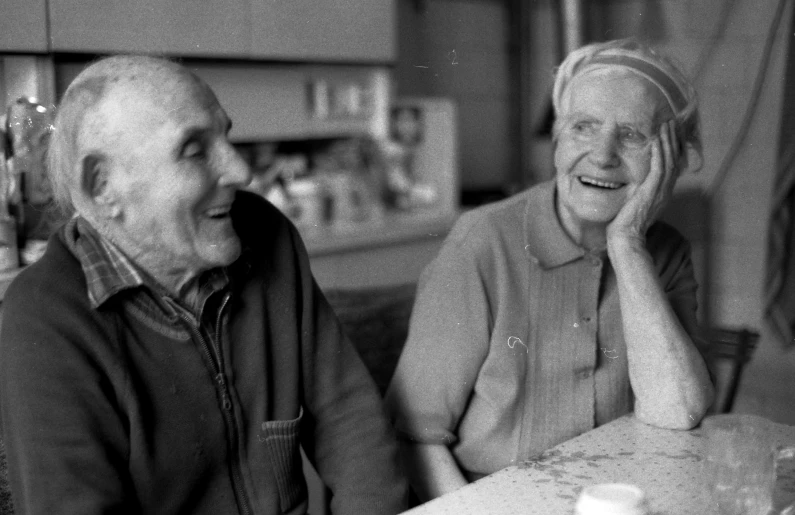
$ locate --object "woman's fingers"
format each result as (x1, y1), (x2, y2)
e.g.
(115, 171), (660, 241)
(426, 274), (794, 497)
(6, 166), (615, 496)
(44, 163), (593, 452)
(660, 120), (676, 174)
(649, 130), (663, 181)
(670, 119), (680, 159)
(610, 120), (679, 239)
(641, 122), (675, 221)
(646, 130), (666, 198)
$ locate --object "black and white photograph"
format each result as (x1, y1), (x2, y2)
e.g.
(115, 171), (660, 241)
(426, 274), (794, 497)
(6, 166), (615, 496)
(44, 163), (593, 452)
(1, 1), (795, 514)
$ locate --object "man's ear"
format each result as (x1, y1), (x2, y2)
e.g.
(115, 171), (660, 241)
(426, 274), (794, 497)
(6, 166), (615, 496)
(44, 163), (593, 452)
(80, 153), (121, 218)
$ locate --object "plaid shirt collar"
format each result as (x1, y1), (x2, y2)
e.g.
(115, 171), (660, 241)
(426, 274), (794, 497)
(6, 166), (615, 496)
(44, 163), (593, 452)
(68, 216), (232, 313)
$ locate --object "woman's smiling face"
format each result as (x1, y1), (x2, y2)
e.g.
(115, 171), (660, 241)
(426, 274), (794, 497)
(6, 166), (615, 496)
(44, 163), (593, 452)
(553, 69), (667, 241)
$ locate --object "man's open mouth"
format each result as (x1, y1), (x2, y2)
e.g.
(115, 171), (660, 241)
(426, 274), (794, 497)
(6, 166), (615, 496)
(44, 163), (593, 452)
(206, 206), (232, 219)
(578, 176), (623, 190)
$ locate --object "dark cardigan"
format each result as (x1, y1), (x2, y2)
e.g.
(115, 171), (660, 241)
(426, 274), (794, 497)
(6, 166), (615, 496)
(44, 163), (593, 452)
(0, 192), (407, 514)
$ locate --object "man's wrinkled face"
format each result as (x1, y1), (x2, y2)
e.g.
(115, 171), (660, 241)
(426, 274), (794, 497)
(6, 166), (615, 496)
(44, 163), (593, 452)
(554, 70), (664, 233)
(99, 75), (251, 279)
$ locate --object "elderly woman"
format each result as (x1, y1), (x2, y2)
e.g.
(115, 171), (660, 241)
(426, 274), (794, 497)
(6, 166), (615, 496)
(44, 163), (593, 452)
(384, 39), (715, 501)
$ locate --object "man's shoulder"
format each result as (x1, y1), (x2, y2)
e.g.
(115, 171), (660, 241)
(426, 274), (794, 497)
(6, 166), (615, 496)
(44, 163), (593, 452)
(1, 229), (98, 347)
(5, 229), (86, 309)
(231, 190), (299, 249)
(229, 191), (315, 284)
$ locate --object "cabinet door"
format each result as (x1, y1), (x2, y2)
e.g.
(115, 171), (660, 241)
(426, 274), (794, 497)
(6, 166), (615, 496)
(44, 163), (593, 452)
(0, 0), (48, 52)
(48, 0), (394, 62)
(48, 0), (251, 57)
(249, 0), (395, 62)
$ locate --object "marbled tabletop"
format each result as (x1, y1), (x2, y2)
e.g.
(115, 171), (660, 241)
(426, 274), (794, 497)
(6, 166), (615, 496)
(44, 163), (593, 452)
(404, 414), (795, 515)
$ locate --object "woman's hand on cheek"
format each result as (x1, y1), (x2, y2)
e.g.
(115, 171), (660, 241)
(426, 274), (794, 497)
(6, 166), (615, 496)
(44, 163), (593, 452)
(607, 120), (679, 249)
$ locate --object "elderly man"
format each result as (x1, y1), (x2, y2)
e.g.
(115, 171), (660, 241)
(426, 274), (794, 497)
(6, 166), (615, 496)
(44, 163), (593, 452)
(0, 55), (407, 514)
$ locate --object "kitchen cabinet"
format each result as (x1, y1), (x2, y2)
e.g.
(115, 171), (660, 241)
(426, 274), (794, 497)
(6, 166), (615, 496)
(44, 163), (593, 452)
(248, 0), (395, 62)
(188, 62), (390, 141)
(0, 0), (48, 53)
(48, 0), (252, 57)
(47, 0), (396, 62)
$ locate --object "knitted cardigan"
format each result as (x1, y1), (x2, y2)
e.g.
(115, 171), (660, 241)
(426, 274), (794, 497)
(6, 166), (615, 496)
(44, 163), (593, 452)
(0, 192), (407, 514)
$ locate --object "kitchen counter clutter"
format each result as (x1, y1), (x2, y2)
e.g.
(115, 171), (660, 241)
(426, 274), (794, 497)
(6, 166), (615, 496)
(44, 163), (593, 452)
(404, 414), (795, 515)
(236, 112), (459, 289)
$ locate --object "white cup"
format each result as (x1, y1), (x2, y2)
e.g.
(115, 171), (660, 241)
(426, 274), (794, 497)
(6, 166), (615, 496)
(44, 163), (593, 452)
(575, 483), (648, 515)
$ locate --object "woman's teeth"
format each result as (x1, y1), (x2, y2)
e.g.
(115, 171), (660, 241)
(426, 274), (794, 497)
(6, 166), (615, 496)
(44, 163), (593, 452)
(579, 177), (622, 189)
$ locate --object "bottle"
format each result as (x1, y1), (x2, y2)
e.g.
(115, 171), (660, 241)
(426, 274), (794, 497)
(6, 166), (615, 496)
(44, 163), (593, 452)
(0, 214), (19, 271)
(0, 144), (19, 271)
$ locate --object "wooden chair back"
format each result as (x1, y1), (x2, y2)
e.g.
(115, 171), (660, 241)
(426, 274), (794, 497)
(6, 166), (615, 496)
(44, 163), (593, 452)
(705, 327), (760, 414)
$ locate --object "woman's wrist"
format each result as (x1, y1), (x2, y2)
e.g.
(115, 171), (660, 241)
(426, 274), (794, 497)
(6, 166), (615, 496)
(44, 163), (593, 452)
(607, 232), (649, 262)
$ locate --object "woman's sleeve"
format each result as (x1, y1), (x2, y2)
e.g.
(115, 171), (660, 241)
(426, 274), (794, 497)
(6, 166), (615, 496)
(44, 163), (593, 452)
(384, 228), (492, 445)
(653, 227), (708, 352)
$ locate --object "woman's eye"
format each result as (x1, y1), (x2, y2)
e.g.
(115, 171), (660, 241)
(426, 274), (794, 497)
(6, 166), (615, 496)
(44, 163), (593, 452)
(619, 128), (646, 147)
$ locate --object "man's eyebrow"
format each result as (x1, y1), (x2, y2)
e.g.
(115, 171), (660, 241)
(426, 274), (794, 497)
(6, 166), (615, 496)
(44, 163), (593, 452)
(564, 110), (597, 120)
(563, 113), (599, 126)
(179, 126), (207, 142)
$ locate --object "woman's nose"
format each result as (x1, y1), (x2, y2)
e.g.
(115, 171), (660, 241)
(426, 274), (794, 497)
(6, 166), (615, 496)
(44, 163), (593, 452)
(589, 131), (621, 168)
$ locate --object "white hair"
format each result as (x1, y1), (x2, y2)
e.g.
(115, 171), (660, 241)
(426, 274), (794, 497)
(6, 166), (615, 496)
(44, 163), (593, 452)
(552, 39), (702, 172)
(47, 55), (198, 213)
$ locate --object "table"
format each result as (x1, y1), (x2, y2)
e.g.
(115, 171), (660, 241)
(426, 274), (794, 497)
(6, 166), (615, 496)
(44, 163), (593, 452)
(404, 414), (795, 515)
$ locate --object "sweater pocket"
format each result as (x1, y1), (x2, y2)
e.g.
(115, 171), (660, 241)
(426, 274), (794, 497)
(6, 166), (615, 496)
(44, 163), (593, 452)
(261, 407), (308, 512)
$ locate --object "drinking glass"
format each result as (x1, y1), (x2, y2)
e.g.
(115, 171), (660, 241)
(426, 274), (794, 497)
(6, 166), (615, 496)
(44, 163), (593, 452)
(702, 414), (795, 515)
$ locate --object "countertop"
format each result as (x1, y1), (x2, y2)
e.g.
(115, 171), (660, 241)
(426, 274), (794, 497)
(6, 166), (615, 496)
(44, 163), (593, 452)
(300, 209), (457, 257)
(404, 414), (795, 515)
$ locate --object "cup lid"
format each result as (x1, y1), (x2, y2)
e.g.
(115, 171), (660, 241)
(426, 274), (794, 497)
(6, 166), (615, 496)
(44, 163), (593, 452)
(575, 483), (647, 515)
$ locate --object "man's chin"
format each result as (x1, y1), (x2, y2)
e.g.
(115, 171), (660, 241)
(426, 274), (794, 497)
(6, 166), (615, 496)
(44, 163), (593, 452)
(202, 239), (242, 268)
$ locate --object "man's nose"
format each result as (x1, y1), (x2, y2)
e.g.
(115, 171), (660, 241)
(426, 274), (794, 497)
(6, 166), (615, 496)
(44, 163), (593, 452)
(218, 144), (253, 188)
(589, 130), (621, 168)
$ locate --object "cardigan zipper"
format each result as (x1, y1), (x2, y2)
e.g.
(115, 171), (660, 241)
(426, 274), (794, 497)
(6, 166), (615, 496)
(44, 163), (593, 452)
(169, 293), (253, 515)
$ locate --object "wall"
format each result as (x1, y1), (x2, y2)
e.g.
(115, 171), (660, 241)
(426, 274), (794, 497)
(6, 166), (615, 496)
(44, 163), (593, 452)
(584, 0), (795, 424)
(395, 0), (514, 193)
(0, 56), (55, 109)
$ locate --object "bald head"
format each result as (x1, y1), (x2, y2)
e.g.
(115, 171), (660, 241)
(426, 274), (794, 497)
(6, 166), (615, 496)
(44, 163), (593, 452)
(47, 54), (251, 293)
(47, 55), (214, 214)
